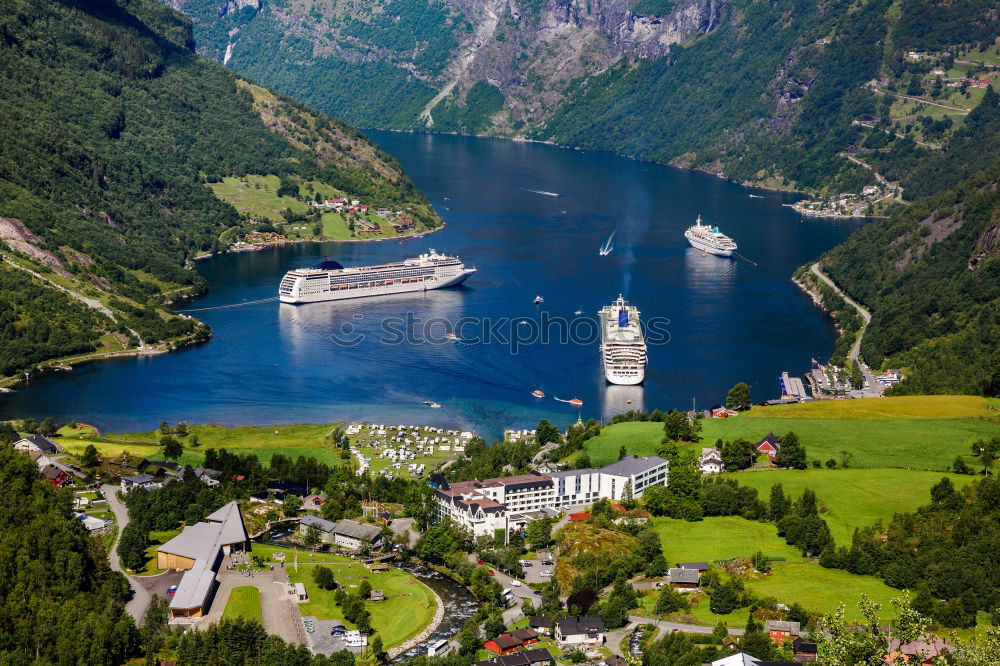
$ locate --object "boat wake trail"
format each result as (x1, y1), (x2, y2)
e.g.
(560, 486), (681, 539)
(178, 296), (279, 312)
(519, 187), (559, 197)
(598, 229), (617, 256)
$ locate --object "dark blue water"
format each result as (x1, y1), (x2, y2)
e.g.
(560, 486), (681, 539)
(0, 132), (863, 438)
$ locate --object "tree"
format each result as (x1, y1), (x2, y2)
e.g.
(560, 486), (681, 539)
(80, 444), (100, 467)
(304, 524), (322, 551)
(535, 419), (561, 445)
(312, 565), (337, 590)
(118, 523), (149, 572)
(721, 438), (756, 471)
(162, 437), (183, 461)
(21, 417), (37, 433)
(575, 452), (592, 469)
(189, 434), (200, 447)
(618, 444), (627, 461)
(654, 585), (689, 615)
(174, 422), (189, 437)
(525, 517), (553, 550)
(663, 410), (701, 442)
(158, 421), (171, 436)
(775, 431), (807, 469)
(370, 635), (385, 663)
(599, 594), (629, 629)
(484, 614), (506, 639)
(282, 494), (303, 517)
(358, 579), (372, 600)
(769, 483), (789, 522)
(621, 480), (635, 508)
(642, 484), (671, 516)
(37, 417), (58, 436)
(710, 582), (740, 615)
(726, 382), (751, 411)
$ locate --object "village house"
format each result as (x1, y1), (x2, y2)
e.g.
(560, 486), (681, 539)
(120, 473), (164, 494)
(475, 648), (553, 666)
(484, 628), (539, 655)
(677, 562), (710, 573)
(699, 447), (723, 474)
(791, 636), (818, 662)
(40, 465), (71, 488)
(668, 567), (701, 589)
(886, 637), (951, 665)
(765, 620), (801, 645)
(712, 654), (798, 666)
(528, 616), (553, 636)
(14, 435), (59, 455)
(369, 589), (385, 602)
(756, 433), (782, 458)
(604, 657), (627, 666)
(330, 519), (382, 551)
(298, 514), (338, 543)
(555, 617), (604, 646)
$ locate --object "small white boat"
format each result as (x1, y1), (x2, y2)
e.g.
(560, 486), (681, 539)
(533, 295), (544, 304)
(422, 401), (442, 409)
(574, 310), (583, 316)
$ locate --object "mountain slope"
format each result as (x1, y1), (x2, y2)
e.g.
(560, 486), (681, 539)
(0, 0), (436, 381)
(806, 158), (1000, 396)
(170, 0), (999, 197)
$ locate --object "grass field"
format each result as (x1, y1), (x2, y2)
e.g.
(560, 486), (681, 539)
(646, 516), (901, 624)
(728, 468), (974, 545)
(209, 175), (310, 221)
(223, 586), (262, 622)
(255, 546), (436, 649)
(651, 517), (807, 564)
(58, 423), (345, 468)
(584, 397), (1000, 471)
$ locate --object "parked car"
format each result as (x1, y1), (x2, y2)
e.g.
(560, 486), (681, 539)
(476, 560), (486, 565)
(542, 560), (554, 566)
(488, 570), (495, 576)
(167, 585), (177, 596)
(522, 562), (532, 567)
(511, 580), (521, 587)
(540, 570), (554, 577)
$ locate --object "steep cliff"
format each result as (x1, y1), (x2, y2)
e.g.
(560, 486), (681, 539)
(170, 0), (721, 134)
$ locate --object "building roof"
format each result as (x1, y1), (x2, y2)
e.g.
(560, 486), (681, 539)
(668, 567), (700, 584)
(19, 435), (58, 453)
(756, 433), (781, 447)
(596, 455), (668, 477)
(300, 514), (337, 533)
(40, 465), (67, 481)
(123, 473), (154, 484)
(160, 501), (248, 561)
(764, 620), (801, 634)
(479, 472), (553, 492)
(605, 657), (628, 666)
(677, 562), (710, 572)
(508, 628), (537, 642)
(169, 558), (217, 611)
(791, 637), (818, 654)
(490, 635), (523, 650)
(204, 501), (250, 546)
(528, 615), (552, 628)
(521, 648), (553, 664)
(556, 616), (603, 636)
(334, 519), (382, 541)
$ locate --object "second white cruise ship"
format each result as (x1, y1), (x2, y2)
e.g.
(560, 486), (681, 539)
(278, 250), (475, 303)
(599, 295), (647, 385)
(684, 215), (738, 257)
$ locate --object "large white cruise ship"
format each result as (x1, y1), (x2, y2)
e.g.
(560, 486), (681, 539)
(684, 215), (738, 257)
(278, 250), (475, 304)
(599, 295), (647, 385)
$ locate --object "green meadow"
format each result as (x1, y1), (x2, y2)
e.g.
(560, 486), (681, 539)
(222, 586), (263, 622)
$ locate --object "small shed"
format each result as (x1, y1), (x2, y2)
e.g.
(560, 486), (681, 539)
(294, 582), (308, 601)
(370, 589), (385, 602)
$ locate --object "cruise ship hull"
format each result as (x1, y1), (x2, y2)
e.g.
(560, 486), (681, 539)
(603, 363), (646, 385)
(279, 269), (474, 304)
(599, 295), (647, 386)
(685, 234), (734, 257)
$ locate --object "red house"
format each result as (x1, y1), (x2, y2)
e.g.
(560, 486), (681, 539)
(756, 433), (782, 457)
(41, 465), (71, 488)
(764, 620), (800, 645)
(484, 628), (539, 655)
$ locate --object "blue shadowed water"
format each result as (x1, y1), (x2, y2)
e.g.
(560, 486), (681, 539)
(0, 132), (863, 439)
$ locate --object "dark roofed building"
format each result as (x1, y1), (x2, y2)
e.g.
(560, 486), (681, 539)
(555, 617), (604, 646)
(668, 567), (700, 588)
(40, 465), (71, 487)
(677, 562), (710, 572)
(14, 435), (59, 455)
(332, 519), (382, 551)
(528, 616), (552, 635)
(476, 649), (552, 666)
(266, 480), (307, 496)
(791, 637), (818, 662)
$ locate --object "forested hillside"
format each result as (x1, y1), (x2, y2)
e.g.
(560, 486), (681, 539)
(171, 0), (1000, 198)
(0, 0), (436, 381)
(0, 446), (139, 663)
(812, 158), (1000, 396)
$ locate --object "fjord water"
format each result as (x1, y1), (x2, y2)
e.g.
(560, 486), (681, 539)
(0, 132), (863, 438)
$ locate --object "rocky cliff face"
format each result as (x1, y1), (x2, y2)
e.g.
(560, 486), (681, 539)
(172, 0), (722, 134)
(431, 0), (722, 131)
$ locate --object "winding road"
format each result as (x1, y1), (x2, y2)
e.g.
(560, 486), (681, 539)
(105, 485), (159, 625)
(809, 263), (884, 395)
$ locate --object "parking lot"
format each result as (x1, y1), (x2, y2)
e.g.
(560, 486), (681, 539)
(303, 616), (365, 655)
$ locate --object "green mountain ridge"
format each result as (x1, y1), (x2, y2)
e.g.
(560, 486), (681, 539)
(0, 0), (437, 380)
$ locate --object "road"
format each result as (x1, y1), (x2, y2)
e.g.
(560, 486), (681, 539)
(809, 263), (884, 395)
(105, 485), (157, 625)
(867, 85), (971, 113)
(604, 616), (746, 656)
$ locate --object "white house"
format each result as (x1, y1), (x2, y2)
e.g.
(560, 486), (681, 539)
(331, 519), (382, 551)
(699, 447), (723, 475)
(555, 617), (604, 646)
(14, 435), (59, 455)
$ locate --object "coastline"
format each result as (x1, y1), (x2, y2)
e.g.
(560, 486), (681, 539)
(193, 221), (447, 261)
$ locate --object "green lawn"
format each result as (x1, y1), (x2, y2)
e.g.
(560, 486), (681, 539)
(727, 468), (974, 545)
(584, 397), (1000, 471)
(59, 423), (345, 468)
(209, 175), (310, 221)
(651, 517), (806, 564)
(646, 516), (902, 624)
(259, 546), (436, 649)
(223, 586), (262, 622)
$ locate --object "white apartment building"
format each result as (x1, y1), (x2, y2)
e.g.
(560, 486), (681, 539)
(434, 457), (668, 536)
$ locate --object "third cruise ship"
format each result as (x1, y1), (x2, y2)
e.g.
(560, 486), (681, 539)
(599, 295), (647, 385)
(684, 215), (738, 257)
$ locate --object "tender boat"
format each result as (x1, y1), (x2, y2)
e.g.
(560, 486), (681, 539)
(532, 389), (545, 398)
